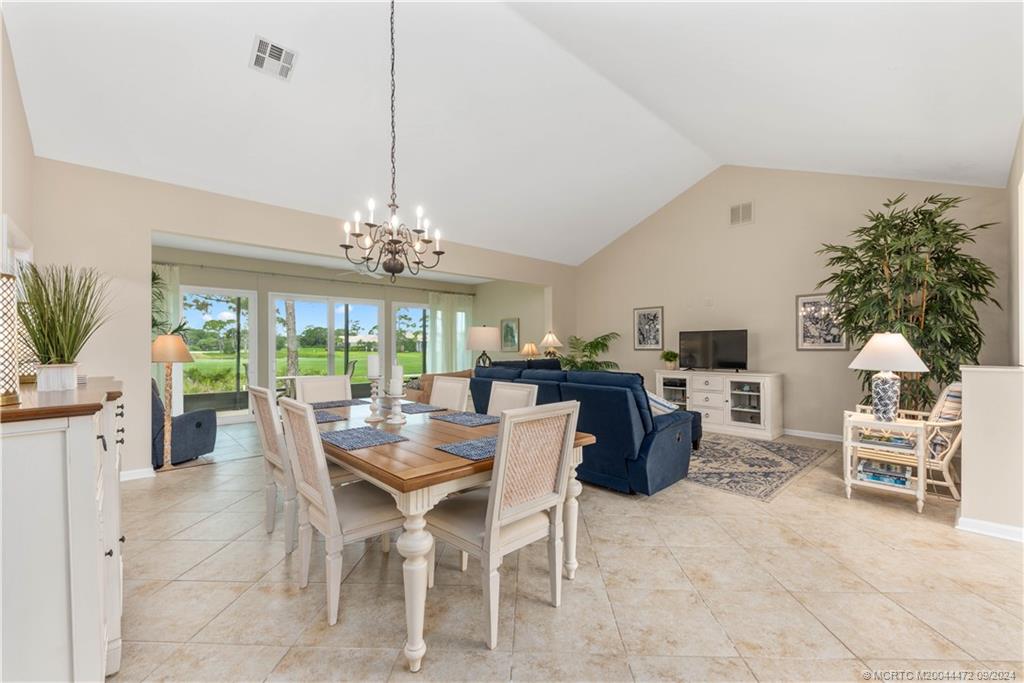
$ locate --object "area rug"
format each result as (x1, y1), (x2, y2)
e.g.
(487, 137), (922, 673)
(686, 434), (829, 501)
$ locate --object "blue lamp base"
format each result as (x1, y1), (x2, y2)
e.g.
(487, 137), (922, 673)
(871, 371), (901, 421)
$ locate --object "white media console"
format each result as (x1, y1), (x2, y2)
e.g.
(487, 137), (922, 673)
(655, 370), (783, 440)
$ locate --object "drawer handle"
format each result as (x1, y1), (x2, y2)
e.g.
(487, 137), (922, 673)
(115, 411), (124, 418)
(704, 396), (710, 402)
(117, 427), (125, 434)
(116, 403), (124, 410)
(119, 535), (126, 543)
(704, 412), (710, 418)
(703, 380), (709, 386)
(104, 549), (113, 557)
(96, 435), (107, 451)
(116, 438), (125, 445)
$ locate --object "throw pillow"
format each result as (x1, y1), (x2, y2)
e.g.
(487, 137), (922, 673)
(647, 390), (678, 416)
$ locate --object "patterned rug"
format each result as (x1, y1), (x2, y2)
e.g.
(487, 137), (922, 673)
(687, 434), (829, 501)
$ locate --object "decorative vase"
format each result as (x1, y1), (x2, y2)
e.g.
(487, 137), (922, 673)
(36, 363), (79, 392)
(664, 361), (676, 370)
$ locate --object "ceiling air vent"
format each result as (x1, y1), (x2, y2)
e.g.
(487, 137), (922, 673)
(249, 35), (297, 81)
(729, 201), (753, 226)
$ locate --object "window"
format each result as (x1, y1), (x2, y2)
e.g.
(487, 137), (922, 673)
(180, 288), (255, 413)
(393, 305), (428, 377)
(334, 302), (380, 385)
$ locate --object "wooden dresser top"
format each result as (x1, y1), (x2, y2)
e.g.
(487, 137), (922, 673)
(1, 377), (123, 424)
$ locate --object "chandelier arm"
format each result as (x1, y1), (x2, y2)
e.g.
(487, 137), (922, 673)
(403, 247), (420, 276)
(419, 250), (444, 270)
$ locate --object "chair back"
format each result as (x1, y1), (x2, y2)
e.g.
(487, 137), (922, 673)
(487, 381), (538, 416)
(296, 375), (353, 404)
(278, 397), (340, 534)
(484, 401), (580, 544)
(249, 385), (289, 475)
(431, 376), (471, 411)
(927, 383), (963, 460)
(929, 383), (963, 422)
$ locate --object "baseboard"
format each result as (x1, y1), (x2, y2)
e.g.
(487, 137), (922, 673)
(120, 467), (156, 482)
(955, 515), (1024, 543)
(783, 428), (842, 442)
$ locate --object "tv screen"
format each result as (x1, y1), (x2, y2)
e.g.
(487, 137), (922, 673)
(679, 330), (748, 370)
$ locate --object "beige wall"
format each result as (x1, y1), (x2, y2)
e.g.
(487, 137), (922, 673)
(1, 17), (33, 240)
(1008, 122), (1023, 365)
(472, 280), (548, 361)
(30, 158), (578, 474)
(576, 165), (1011, 437)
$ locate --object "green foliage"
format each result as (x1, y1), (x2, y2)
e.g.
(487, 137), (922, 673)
(151, 270), (187, 336)
(660, 350), (679, 363)
(559, 332), (621, 371)
(817, 194), (999, 410)
(17, 263), (112, 365)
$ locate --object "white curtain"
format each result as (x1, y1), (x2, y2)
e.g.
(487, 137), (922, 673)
(427, 292), (473, 373)
(152, 264), (185, 414)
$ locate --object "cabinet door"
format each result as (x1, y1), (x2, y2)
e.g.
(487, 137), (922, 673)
(725, 379), (764, 428)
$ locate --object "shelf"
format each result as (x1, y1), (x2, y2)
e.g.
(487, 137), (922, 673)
(847, 477), (918, 496)
(730, 390), (761, 396)
(730, 407), (761, 413)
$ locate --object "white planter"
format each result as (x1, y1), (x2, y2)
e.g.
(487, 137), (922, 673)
(36, 364), (79, 392)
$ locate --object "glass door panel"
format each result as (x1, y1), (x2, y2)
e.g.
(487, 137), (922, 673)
(274, 298), (329, 379)
(181, 290), (251, 413)
(727, 379), (763, 427)
(394, 305), (428, 378)
(334, 302), (381, 395)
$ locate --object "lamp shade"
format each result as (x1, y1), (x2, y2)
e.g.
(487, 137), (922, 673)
(849, 333), (928, 373)
(540, 331), (562, 348)
(152, 334), (194, 363)
(467, 326), (500, 351)
(520, 342), (539, 357)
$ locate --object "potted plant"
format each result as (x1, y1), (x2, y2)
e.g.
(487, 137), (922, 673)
(558, 332), (621, 371)
(660, 350), (679, 369)
(17, 263), (112, 391)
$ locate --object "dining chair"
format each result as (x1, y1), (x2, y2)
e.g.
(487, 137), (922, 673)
(486, 381), (538, 416)
(249, 386), (360, 553)
(424, 400), (580, 649)
(430, 375), (471, 412)
(295, 375), (353, 404)
(278, 397), (406, 625)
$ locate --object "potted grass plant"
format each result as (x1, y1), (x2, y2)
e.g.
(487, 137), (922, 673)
(660, 350), (679, 369)
(17, 263), (112, 391)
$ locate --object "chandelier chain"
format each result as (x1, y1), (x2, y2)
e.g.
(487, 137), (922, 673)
(389, 0), (397, 208)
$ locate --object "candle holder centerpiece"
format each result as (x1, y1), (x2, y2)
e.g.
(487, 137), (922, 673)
(364, 352), (385, 424)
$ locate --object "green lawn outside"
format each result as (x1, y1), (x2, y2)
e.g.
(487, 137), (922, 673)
(183, 349), (425, 394)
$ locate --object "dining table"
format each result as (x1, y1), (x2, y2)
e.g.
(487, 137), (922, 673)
(312, 400), (596, 673)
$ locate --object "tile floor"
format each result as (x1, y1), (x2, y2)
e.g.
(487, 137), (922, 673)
(115, 428), (1023, 682)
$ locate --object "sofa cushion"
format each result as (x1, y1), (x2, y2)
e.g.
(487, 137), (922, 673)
(475, 366), (523, 380)
(521, 369), (567, 382)
(565, 371), (653, 433)
(514, 378), (561, 405)
(491, 360), (527, 369)
(526, 358), (562, 370)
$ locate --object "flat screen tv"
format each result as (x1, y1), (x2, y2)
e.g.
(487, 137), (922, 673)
(678, 330), (748, 370)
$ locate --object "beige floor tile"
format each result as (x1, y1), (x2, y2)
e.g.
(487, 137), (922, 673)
(260, 540), (369, 585)
(977, 591), (1024, 620)
(180, 540), (287, 582)
(510, 652), (633, 682)
(822, 547), (967, 593)
(780, 517), (894, 553)
(513, 583), (623, 654)
(171, 510), (264, 541)
(517, 538), (606, 592)
(628, 656), (754, 682)
(343, 541), (409, 584)
(634, 487), (708, 517)
(212, 474), (268, 492)
(584, 512), (666, 546)
(607, 588), (736, 657)
(671, 546), (784, 592)
(579, 486), (649, 516)
(163, 490), (253, 513)
(108, 642), (178, 682)
(267, 646), (398, 682)
(296, 583), (408, 649)
(145, 642), (287, 682)
(224, 491), (278, 513)
(795, 592), (968, 660)
(701, 590), (852, 659)
(918, 549), (1024, 595)
(595, 544), (694, 591)
(651, 515), (739, 547)
(748, 546), (874, 592)
(123, 540), (226, 580)
(122, 580), (249, 642)
(193, 582), (327, 646)
(742, 658), (867, 682)
(888, 592), (1024, 661)
(715, 515), (810, 548)
(388, 649), (512, 682)
(237, 512), (287, 542)
(984, 661), (1024, 677)
(979, 547), (1024, 569)
(122, 511), (212, 540)
(421, 584), (516, 651)
(430, 543), (519, 593)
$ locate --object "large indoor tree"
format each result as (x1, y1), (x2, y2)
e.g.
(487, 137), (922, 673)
(818, 194), (999, 410)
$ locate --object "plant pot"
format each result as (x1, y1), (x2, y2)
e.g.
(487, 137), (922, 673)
(664, 361), (677, 370)
(36, 363), (79, 392)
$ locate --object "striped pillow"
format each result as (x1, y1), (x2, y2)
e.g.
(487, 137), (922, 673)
(647, 390), (678, 416)
(929, 383), (962, 458)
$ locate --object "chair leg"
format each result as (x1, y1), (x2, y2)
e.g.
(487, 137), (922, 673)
(298, 507), (313, 589)
(264, 480), (277, 534)
(460, 550), (469, 572)
(283, 497), (297, 554)
(548, 517), (563, 608)
(381, 532), (391, 554)
(481, 565), (500, 650)
(427, 540), (436, 589)
(943, 462), (961, 501)
(326, 550), (344, 626)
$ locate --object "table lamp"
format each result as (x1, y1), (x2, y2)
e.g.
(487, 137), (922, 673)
(849, 332), (928, 421)
(467, 326), (500, 367)
(540, 330), (562, 358)
(520, 342), (538, 359)
(152, 334), (194, 469)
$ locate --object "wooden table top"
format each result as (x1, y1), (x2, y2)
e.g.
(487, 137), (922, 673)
(1, 377), (123, 423)
(316, 403), (596, 493)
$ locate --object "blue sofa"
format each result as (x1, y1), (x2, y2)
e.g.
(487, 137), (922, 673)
(470, 368), (700, 495)
(151, 379), (218, 468)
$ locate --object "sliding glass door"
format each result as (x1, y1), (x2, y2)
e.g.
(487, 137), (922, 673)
(181, 288), (255, 413)
(393, 304), (428, 378)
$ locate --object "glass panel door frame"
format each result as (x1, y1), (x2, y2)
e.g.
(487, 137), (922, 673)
(390, 301), (429, 378)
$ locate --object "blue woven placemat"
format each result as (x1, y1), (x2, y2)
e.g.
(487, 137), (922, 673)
(401, 402), (445, 414)
(311, 399), (369, 409)
(437, 437), (497, 461)
(321, 427), (408, 451)
(314, 410), (345, 424)
(431, 411), (500, 427)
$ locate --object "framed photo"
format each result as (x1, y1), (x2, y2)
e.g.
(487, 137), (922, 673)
(500, 317), (520, 352)
(796, 293), (848, 350)
(633, 306), (664, 350)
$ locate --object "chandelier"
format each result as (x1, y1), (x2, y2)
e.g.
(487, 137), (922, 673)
(341, 0), (444, 283)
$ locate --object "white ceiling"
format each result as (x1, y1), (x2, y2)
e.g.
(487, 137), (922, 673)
(5, 2), (1021, 266)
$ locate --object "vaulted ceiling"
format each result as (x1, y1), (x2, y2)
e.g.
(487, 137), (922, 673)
(4, 2), (1021, 265)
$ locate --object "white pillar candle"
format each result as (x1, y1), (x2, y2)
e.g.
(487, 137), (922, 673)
(392, 365), (404, 381)
(366, 353), (380, 378)
(434, 229), (441, 251)
(389, 378), (403, 396)
(343, 221), (351, 244)
(367, 198), (375, 224)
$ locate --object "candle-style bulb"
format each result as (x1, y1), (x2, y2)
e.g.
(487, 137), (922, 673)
(367, 198), (375, 223)
(354, 211), (361, 229)
(343, 221), (351, 244)
(435, 229), (441, 251)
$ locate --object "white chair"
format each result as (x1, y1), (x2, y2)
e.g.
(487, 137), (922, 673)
(430, 375), (471, 412)
(295, 375), (352, 404)
(425, 401), (580, 649)
(486, 381), (538, 416)
(278, 397), (406, 625)
(249, 386), (359, 553)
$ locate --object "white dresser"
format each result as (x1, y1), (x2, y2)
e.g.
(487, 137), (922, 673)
(1, 378), (125, 680)
(656, 370), (783, 440)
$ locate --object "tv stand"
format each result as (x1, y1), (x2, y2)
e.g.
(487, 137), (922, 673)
(655, 370), (783, 440)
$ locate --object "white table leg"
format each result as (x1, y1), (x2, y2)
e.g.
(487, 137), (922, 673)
(563, 446), (583, 580)
(916, 440), (926, 513)
(395, 493), (435, 673)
